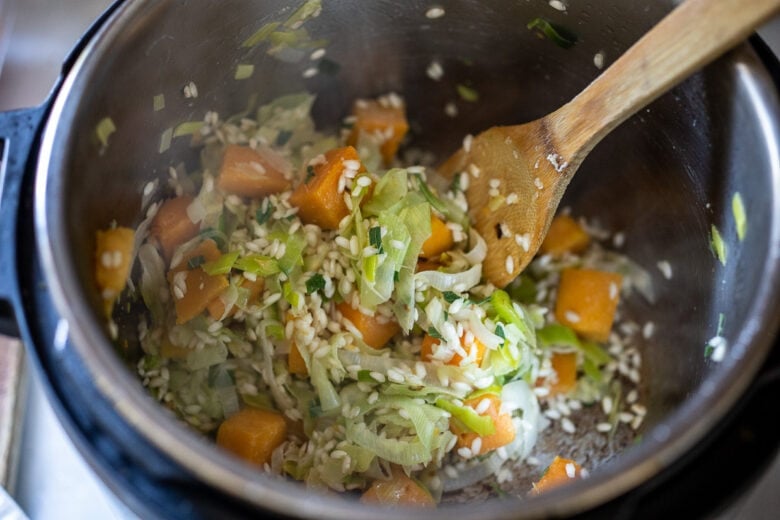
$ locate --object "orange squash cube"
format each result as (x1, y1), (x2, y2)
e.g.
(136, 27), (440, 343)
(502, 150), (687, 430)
(290, 146), (363, 230)
(420, 214), (454, 259)
(288, 342), (308, 376)
(347, 98), (409, 166)
(555, 268), (623, 342)
(453, 393), (515, 455)
(420, 332), (486, 367)
(151, 195), (200, 262)
(167, 239), (229, 324)
(361, 468), (436, 507)
(548, 352), (578, 396)
(216, 407), (288, 466)
(95, 226), (135, 315)
(540, 215), (591, 256)
(217, 144), (291, 198)
(336, 301), (400, 349)
(530, 456), (583, 495)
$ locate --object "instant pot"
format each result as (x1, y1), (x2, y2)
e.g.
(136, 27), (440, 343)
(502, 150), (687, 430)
(1, 1), (779, 518)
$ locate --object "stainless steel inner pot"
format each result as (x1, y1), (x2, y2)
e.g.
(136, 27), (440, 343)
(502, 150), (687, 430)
(28, 0), (780, 518)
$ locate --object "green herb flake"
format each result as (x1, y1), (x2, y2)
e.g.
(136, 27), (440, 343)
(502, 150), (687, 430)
(527, 17), (578, 49)
(710, 224), (727, 266)
(235, 63), (255, 80)
(443, 291), (461, 303)
(187, 255), (206, 269)
(306, 273), (326, 294)
(456, 84), (479, 103)
(309, 399), (323, 418)
(256, 202), (275, 224)
(732, 192), (747, 241)
(276, 130), (293, 146)
(427, 327), (443, 340)
(153, 94), (166, 112)
(305, 165), (316, 183)
(357, 370), (373, 383)
(495, 324), (506, 341)
(369, 226), (384, 253)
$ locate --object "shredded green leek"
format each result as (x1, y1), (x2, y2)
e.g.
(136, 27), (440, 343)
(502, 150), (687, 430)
(173, 121), (205, 138)
(95, 117), (116, 148)
(242, 21), (281, 48)
(435, 398), (496, 437)
(235, 63), (255, 80)
(153, 94), (165, 112)
(732, 192), (747, 241)
(233, 255), (280, 276)
(527, 17), (578, 49)
(202, 252), (239, 275)
(710, 224), (727, 266)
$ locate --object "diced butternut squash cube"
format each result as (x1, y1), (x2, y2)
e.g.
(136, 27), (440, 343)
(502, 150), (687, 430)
(548, 352), (578, 396)
(216, 407), (288, 466)
(207, 277), (265, 320)
(168, 239), (229, 324)
(530, 456), (583, 495)
(217, 144), (291, 198)
(540, 215), (591, 256)
(288, 342), (308, 376)
(453, 393), (515, 455)
(555, 268), (623, 342)
(95, 226), (135, 315)
(347, 98), (409, 166)
(289, 146), (364, 230)
(171, 269), (229, 324)
(151, 195), (200, 263)
(420, 332), (486, 367)
(420, 214), (454, 259)
(336, 301), (400, 349)
(360, 468), (435, 507)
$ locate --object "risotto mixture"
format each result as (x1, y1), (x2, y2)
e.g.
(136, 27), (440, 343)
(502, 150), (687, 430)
(95, 92), (650, 506)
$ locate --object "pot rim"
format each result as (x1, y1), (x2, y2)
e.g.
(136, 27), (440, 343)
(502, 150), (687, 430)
(31, 1), (780, 518)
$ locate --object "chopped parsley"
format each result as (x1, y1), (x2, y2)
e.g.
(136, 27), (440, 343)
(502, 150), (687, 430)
(369, 226), (384, 253)
(305, 165), (316, 183)
(276, 129), (293, 146)
(428, 327), (443, 340)
(306, 273), (326, 294)
(443, 291), (461, 303)
(188, 255), (206, 269)
(256, 203), (274, 224)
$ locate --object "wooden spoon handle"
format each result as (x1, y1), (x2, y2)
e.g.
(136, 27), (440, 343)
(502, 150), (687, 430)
(551, 0), (780, 165)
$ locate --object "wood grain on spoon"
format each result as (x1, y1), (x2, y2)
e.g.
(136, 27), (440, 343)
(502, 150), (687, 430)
(439, 0), (780, 288)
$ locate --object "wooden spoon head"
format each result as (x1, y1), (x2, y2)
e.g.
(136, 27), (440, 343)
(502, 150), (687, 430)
(439, 122), (578, 288)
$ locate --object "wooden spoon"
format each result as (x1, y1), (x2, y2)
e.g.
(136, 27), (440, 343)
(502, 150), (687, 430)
(439, 0), (780, 288)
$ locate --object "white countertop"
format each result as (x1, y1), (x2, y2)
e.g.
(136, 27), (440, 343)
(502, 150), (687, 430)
(2, 1), (780, 519)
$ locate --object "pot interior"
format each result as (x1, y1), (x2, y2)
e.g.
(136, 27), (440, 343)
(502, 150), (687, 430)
(36, 0), (780, 518)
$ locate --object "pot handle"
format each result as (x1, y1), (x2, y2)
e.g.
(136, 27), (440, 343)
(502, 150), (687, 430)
(0, 106), (48, 338)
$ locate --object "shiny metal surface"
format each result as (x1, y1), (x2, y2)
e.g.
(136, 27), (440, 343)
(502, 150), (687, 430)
(25, 0), (780, 518)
